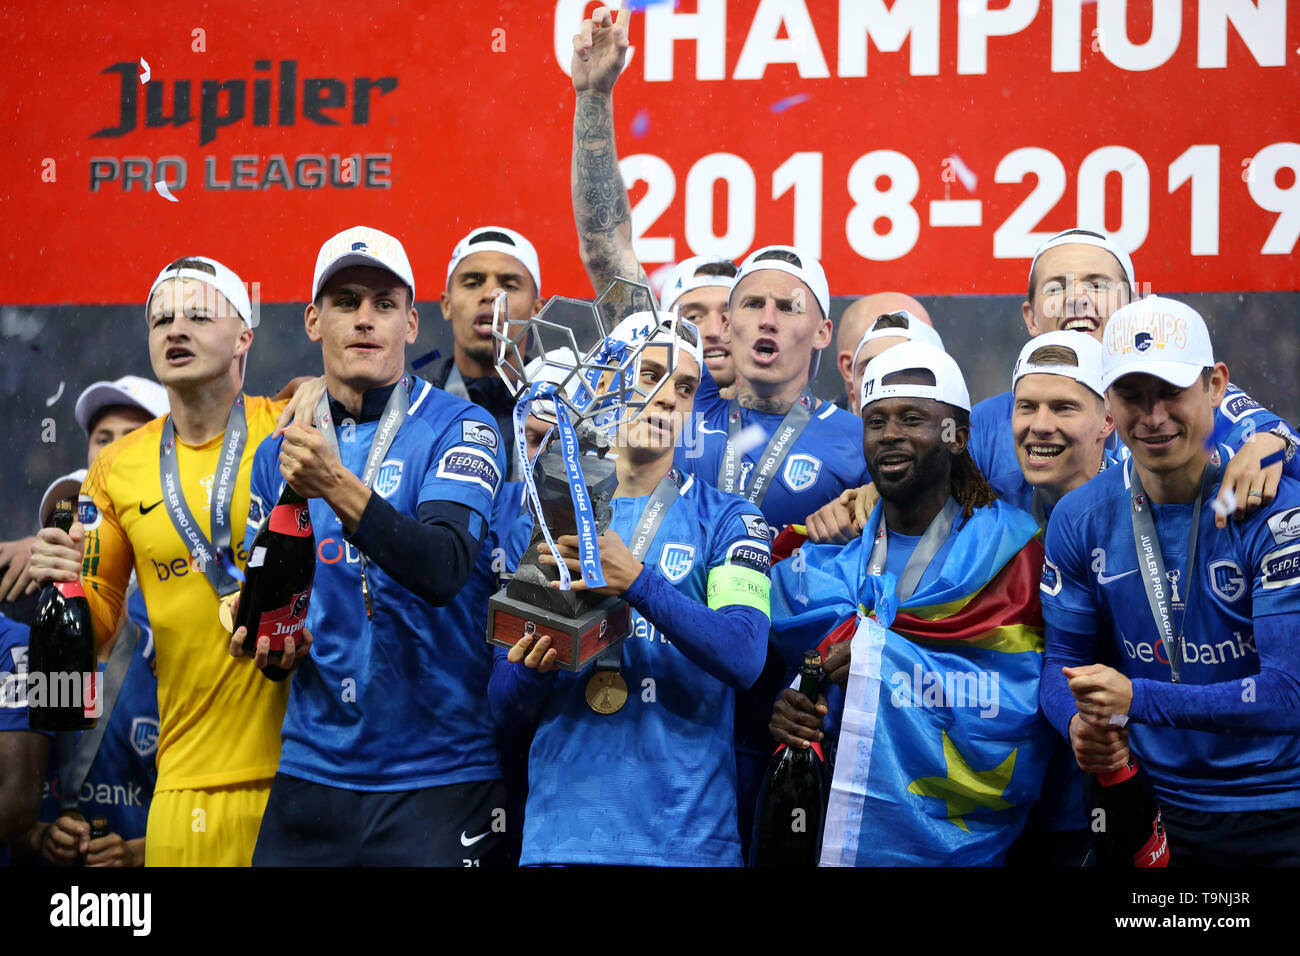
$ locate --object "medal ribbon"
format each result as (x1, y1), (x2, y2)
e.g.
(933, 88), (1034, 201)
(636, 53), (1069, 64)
(158, 395), (248, 597)
(865, 497), (962, 603)
(718, 390), (815, 507)
(1128, 453), (1220, 683)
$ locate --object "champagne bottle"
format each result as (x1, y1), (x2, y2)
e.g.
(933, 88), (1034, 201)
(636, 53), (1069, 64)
(233, 484), (315, 667)
(1087, 758), (1170, 867)
(28, 500), (98, 732)
(750, 651), (827, 867)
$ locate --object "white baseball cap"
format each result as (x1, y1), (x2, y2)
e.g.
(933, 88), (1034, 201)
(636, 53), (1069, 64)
(148, 255), (255, 328)
(1012, 330), (1105, 399)
(1028, 227), (1137, 294)
(605, 310), (704, 371)
(861, 341), (970, 413)
(1100, 296), (1214, 391)
(37, 470), (87, 529)
(524, 348), (582, 423)
(731, 244), (830, 320)
(662, 255), (736, 312)
(75, 375), (169, 434)
(851, 310), (945, 374)
(313, 226), (416, 302)
(445, 226), (541, 295)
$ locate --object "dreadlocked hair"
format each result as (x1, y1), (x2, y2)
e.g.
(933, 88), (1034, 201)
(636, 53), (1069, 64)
(948, 407), (998, 519)
(951, 449), (998, 518)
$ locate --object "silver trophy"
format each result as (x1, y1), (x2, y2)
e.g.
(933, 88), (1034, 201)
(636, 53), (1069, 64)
(485, 278), (683, 671)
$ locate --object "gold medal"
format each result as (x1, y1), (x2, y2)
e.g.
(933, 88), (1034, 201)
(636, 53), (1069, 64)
(217, 592), (240, 633)
(585, 670), (628, 715)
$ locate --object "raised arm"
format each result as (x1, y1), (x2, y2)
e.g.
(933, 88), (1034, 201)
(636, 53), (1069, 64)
(572, 6), (650, 314)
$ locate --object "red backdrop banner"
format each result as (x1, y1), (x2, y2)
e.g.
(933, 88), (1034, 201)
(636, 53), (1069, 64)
(3, 0), (1297, 306)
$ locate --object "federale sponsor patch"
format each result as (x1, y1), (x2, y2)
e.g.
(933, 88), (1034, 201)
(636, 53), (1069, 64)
(1221, 390), (1263, 424)
(436, 447), (501, 495)
(726, 540), (771, 575)
(1261, 543), (1300, 590)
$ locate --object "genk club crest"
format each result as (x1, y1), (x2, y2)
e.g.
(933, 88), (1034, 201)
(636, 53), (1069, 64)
(659, 543), (696, 584)
(373, 458), (404, 499)
(1209, 559), (1245, 603)
(130, 716), (160, 758)
(783, 454), (822, 492)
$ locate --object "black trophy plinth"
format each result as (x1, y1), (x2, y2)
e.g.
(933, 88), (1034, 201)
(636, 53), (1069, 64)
(487, 444), (631, 671)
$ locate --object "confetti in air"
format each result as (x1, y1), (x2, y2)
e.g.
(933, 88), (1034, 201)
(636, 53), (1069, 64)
(945, 153), (978, 192)
(770, 93), (811, 114)
(631, 108), (650, 138)
(1212, 486), (1237, 519)
(730, 424), (769, 458)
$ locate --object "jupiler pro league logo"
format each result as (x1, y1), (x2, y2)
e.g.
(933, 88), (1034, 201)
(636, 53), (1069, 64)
(1134, 331), (1154, 352)
(783, 454), (822, 492)
(659, 544), (696, 584)
(1040, 557), (1062, 596)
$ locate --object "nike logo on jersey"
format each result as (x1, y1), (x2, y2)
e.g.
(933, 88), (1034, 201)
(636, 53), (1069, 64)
(1097, 569), (1138, 585)
(139, 500), (162, 514)
(460, 830), (490, 847)
(698, 423), (726, 436)
(1091, 548), (1137, 585)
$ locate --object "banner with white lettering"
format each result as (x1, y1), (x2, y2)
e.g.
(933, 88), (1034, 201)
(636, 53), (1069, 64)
(3, 1), (1297, 303)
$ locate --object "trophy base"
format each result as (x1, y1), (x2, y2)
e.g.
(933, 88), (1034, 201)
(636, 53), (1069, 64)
(487, 589), (631, 672)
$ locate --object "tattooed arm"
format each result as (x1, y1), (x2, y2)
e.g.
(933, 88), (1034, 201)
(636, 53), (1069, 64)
(572, 6), (650, 315)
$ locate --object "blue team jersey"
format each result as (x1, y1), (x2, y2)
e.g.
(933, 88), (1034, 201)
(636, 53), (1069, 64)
(1041, 453), (1300, 811)
(1, 615), (46, 866)
(676, 389), (866, 530)
(970, 383), (1291, 511)
(515, 475), (772, 866)
(245, 375), (507, 791)
(40, 620), (158, 842)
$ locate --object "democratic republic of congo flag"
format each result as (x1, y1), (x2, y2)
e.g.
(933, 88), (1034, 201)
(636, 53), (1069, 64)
(769, 499), (1053, 866)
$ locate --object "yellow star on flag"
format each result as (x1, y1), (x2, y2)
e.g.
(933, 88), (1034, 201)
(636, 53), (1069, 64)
(907, 730), (1017, 832)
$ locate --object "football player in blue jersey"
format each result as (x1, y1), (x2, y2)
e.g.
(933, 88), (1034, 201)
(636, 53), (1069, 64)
(234, 226), (510, 867)
(0, 614), (48, 866)
(1000, 332), (1115, 522)
(969, 227), (1297, 528)
(14, 379), (166, 868)
(566, 7), (868, 855)
(768, 342), (1053, 865)
(489, 316), (773, 866)
(660, 255), (739, 391)
(433, 226), (546, 473)
(1040, 296), (1300, 865)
